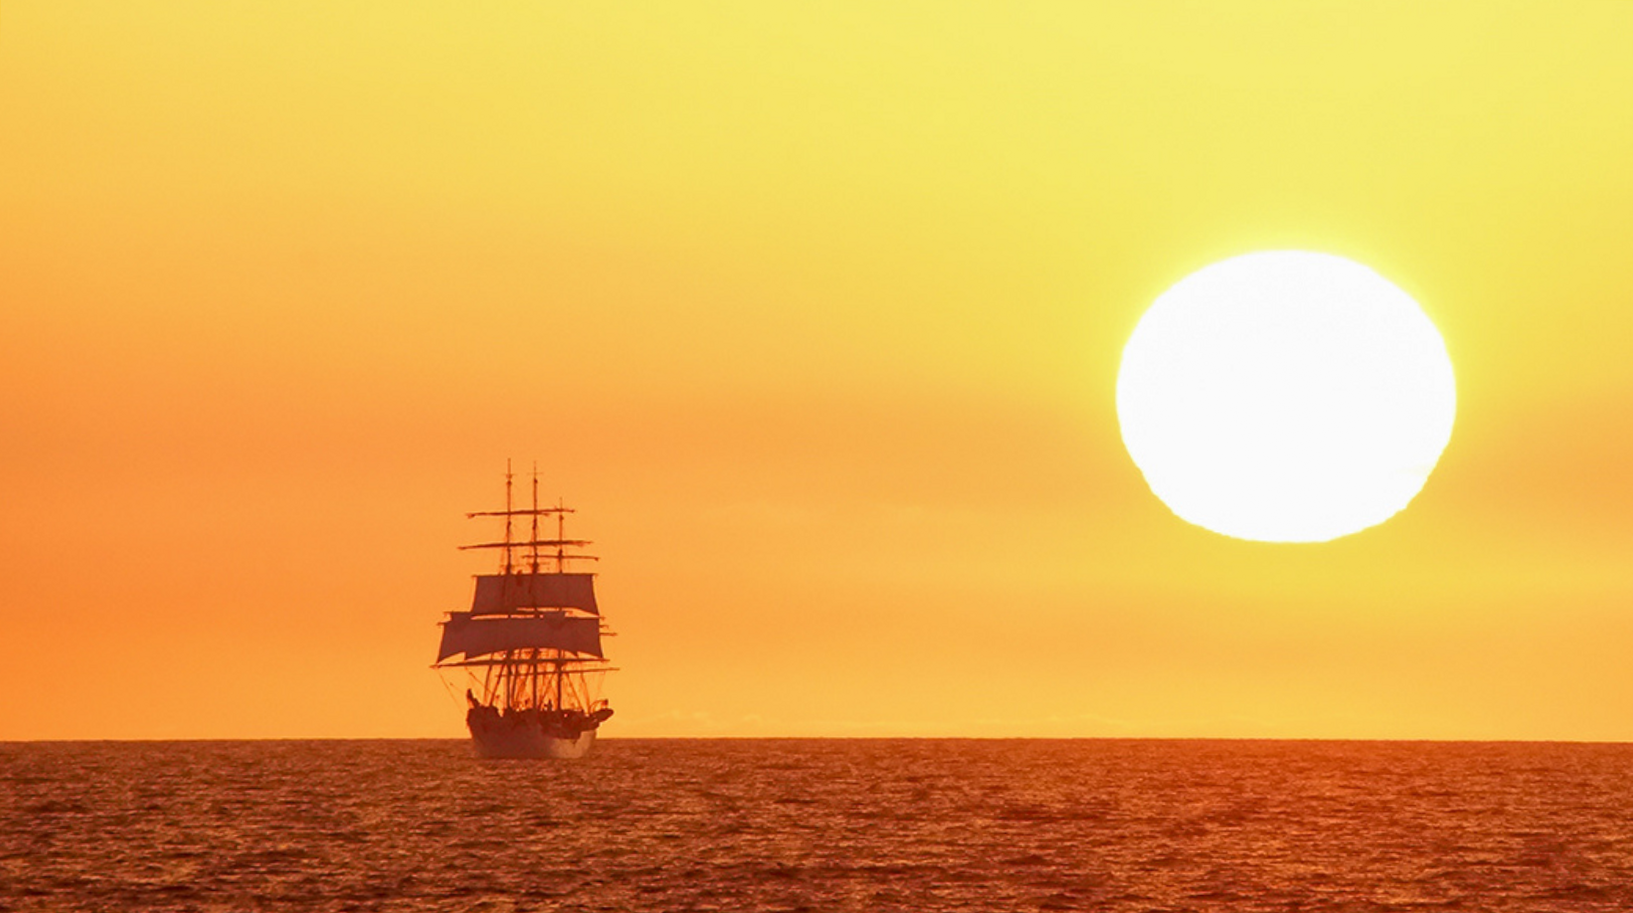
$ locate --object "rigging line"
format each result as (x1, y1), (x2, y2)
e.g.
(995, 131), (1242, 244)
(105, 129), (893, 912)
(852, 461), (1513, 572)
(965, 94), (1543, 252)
(435, 667), (462, 706)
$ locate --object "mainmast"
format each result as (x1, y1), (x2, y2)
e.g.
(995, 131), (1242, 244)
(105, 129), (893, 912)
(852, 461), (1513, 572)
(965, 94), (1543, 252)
(500, 459), (513, 703)
(503, 459), (514, 575)
(530, 462), (541, 574)
(557, 498), (567, 572)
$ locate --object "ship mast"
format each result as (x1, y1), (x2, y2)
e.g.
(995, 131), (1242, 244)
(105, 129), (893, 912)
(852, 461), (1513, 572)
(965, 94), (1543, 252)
(504, 461), (515, 703)
(530, 463), (541, 574)
(554, 492), (564, 708)
(502, 459), (514, 574)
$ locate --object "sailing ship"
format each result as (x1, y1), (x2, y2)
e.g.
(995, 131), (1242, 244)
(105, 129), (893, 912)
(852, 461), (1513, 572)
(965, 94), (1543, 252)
(434, 467), (614, 759)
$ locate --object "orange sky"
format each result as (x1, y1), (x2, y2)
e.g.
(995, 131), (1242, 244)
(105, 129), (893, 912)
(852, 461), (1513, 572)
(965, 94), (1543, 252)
(3, 2), (1632, 740)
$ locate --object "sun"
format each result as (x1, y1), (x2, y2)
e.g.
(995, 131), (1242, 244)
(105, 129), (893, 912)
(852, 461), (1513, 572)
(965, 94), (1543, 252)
(1116, 251), (1456, 543)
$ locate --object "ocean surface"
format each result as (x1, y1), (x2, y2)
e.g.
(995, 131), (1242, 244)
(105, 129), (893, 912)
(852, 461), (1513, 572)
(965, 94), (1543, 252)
(4, 739), (1633, 911)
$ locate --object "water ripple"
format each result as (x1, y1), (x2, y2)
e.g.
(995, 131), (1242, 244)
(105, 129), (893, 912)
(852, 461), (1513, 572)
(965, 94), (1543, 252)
(4, 739), (1633, 911)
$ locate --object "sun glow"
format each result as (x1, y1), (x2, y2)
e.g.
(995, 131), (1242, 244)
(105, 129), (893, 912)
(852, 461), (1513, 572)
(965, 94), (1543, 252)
(1117, 251), (1456, 543)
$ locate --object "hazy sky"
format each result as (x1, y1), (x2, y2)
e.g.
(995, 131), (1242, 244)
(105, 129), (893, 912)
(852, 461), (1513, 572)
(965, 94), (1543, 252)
(4, 2), (1632, 740)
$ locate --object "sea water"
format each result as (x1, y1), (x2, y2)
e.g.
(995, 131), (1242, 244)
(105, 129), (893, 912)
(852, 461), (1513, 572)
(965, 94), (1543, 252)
(4, 739), (1633, 911)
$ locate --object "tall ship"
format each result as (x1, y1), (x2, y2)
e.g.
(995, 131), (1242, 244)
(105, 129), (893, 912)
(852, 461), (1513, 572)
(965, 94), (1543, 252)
(434, 467), (614, 759)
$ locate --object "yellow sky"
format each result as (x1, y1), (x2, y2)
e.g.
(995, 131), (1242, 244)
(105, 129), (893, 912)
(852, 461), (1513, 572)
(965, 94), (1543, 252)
(3, 2), (1631, 740)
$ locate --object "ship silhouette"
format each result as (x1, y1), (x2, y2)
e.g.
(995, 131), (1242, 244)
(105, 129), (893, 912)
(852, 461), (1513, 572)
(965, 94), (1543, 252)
(434, 464), (614, 759)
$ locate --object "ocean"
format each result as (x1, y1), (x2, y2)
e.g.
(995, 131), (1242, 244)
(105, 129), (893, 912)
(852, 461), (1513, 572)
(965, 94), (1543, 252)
(4, 739), (1632, 911)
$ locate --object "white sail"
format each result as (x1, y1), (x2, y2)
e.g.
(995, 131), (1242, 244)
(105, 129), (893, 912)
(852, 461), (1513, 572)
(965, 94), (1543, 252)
(471, 572), (598, 615)
(436, 611), (603, 662)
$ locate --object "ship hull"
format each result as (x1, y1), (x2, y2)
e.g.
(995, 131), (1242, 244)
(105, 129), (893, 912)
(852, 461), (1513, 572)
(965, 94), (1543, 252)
(468, 718), (597, 760)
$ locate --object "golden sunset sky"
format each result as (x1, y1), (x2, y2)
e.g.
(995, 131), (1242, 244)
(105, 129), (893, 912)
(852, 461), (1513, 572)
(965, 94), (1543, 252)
(3, 3), (1631, 740)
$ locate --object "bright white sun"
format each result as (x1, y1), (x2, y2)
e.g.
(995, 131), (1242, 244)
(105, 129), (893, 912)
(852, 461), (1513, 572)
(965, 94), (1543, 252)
(1117, 251), (1456, 543)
